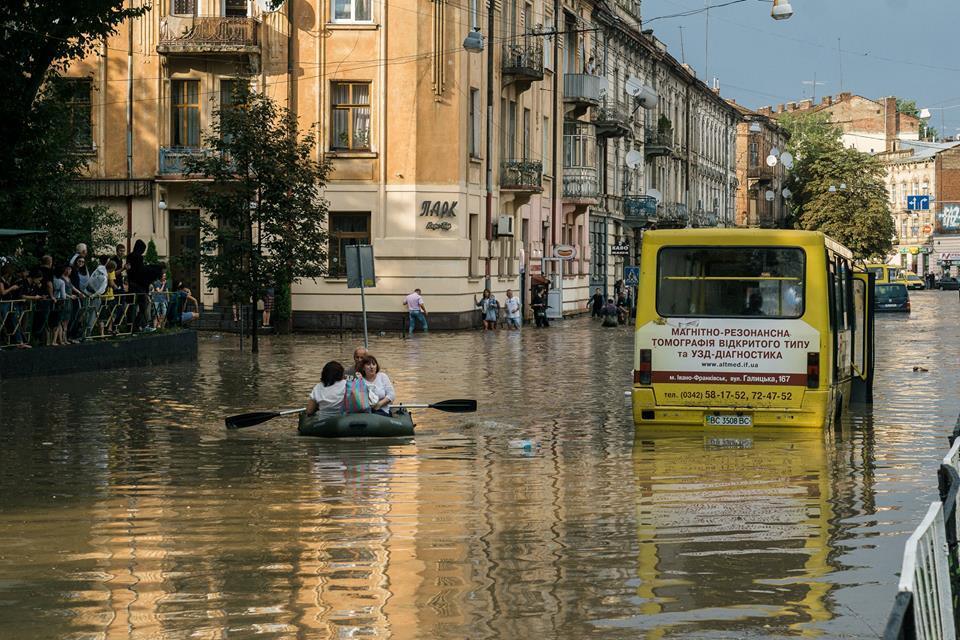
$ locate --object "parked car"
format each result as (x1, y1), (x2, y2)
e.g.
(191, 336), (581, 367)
(875, 283), (911, 312)
(939, 277), (960, 290)
(902, 272), (925, 290)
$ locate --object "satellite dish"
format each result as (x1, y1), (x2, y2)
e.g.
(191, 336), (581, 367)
(766, 154), (778, 167)
(770, 146), (780, 158)
(638, 85), (659, 110)
(782, 187), (793, 199)
(647, 188), (663, 203)
(765, 190), (776, 202)
(780, 151), (794, 169)
(920, 108), (932, 119)
(625, 150), (642, 169)
(625, 76), (643, 97)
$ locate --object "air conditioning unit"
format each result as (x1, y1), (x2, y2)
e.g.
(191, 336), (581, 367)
(497, 215), (515, 237)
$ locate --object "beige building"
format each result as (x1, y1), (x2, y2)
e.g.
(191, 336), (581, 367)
(65, 0), (743, 327)
(729, 102), (790, 228)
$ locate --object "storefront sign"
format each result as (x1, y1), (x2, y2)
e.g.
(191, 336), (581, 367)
(552, 244), (577, 260)
(419, 200), (458, 218)
(939, 204), (960, 232)
(425, 221), (452, 231)
(611, 243), (630, 256)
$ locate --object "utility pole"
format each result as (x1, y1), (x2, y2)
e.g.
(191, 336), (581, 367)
(802, 74), (826, 104)
(484, 0), (495, 293)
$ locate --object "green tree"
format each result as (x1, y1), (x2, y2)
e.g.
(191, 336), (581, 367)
(896, 99), (919, 117)
(0, 78), (121, 259)
(779, 112), (894, 259)
(185, 83), (329, 353)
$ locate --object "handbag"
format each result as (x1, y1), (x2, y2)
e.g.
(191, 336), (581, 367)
(343, 377), (372, 413)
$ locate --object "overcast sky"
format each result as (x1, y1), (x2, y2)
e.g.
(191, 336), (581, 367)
(642, 0), (960, 137)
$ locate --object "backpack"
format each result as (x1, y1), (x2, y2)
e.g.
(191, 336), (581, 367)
(343, 377), (372, 413)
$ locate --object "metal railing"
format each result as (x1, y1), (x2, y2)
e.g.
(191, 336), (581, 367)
(0, 292), (197, 349)
(691, 209), (719, 228)
(158, 16), (259, 51)
(593, 97), (633, 137)
(561, 166), (598, 201)
(500, 159), (543, 192)
(644, 125), (674, 155)
(623, 195), (658, 225)
(748, 163), (775, 180)
(159, 147), (210, 174)
(563, 73), (604, 105)
(501, 41), (544, 79)
(659, 202), (689, 226)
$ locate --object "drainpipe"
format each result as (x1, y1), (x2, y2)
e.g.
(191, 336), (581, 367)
(550, 0), (559, 251)
(126, 18), (134, 253)
(484, 0), (495, 292)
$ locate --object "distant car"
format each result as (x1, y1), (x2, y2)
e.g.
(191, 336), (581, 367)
(902, 273), (925, 290)
(939, 277), (960, 290)
(875, 283), (911, 312)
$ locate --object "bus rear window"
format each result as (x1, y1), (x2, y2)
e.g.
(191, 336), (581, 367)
(656, 247), (806, 318)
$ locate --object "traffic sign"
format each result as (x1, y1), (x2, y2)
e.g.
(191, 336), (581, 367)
(907, 195), (930, 211)
(611, 243), (630, 256)
(624, 266), (640, 287)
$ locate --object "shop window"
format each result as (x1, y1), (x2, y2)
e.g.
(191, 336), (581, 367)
(328, 213), (371, 277)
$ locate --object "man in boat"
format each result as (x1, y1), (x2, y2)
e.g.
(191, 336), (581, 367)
(344, 345), (369, 378)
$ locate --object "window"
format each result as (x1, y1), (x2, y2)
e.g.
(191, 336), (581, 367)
(522, 108), (531, 160)
(172, 0), (196, 15)
(749, 142), (759, 167)
(543, 11), (553, 69)
(332, 0), (372, 22)
(171, 79), (200, 147)
(656, 247), (805, 318)
(508, 101), (517, 159)
(469, 88), (480, 157)
(224, 0), (247, 16)
(63, 78), (93, 151)
(331, 82), (371, 150)
(469, 214), (480, 277)
(542, 116), (550, 170)
(328, 213), (371, 277)
(219, 78), (249, 140)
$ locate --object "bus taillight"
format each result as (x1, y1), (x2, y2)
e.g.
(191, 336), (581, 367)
(636, 349), (652, 385)
(807, 352), (820, 389)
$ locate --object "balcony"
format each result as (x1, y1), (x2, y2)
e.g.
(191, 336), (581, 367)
(562, 167), (598, 204)
(644, 125), (674, 158)
(501, 41), (544, 92)
(748, 163), (775, 181)
(623, 195), (658, 227)
(593, 98), (633, 138)
(690, 209), (719, 228)
(500, 159), (543, 193)
(563, 73), (604, 118)
(158, 16), (260, 55)
(658, 202), (689, 228)
(159, 147), (210, 175)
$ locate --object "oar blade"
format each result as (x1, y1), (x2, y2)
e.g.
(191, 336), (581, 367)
(429, 399), (477, 413)
(225, 411), (281, 429)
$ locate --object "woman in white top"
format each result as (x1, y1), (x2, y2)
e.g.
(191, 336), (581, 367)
(307, 361), (348, 419)
(359, 354), (396, 416)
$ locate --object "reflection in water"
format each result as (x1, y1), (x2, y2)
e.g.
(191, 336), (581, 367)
(0, 292), (958, 638)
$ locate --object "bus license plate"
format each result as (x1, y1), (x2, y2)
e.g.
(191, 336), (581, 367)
(705, 415), (752, 427)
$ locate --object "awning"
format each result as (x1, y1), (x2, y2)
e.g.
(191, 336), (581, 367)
(530, 274), (550, 286)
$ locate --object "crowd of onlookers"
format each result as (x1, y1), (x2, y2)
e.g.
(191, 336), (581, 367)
(0, 241), (200, 349)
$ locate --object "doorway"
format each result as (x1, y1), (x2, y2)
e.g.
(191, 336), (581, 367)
(169, 209), (201, 298)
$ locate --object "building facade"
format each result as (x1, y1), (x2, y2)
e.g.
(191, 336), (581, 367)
(65, 0), (743, 327)
(730, 103), (790, 228)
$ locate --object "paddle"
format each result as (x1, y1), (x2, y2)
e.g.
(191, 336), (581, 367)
(398, 399), (478, 413)
(224, 399), (477, 429)
(225, 408), (305, 429)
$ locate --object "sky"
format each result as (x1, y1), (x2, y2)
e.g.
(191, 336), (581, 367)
(642, 0), (960, 137)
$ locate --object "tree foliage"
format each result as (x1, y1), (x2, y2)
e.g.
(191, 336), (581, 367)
(779, 112), (894, 260)
(0, 78), (121, 259)
(185, 83), (330, 352)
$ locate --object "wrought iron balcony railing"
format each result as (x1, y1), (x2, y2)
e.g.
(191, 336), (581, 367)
(159, 147), (210, 175)
(158, 16), (260, 54)
(747, 163), (775, 180)
(501, 41), (544, 83)
(691, 209), (719, 228)
(593, 98), (633, 138)
(562, 166), (598, 202)
(623, 195), (658, 226)
(644, 125), (674, 157)
(500, 159), (543, 192)
(659, 202), (689, 227)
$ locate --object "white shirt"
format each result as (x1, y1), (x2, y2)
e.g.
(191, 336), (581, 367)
(404, 292), (424, 312)
(309, 380), (347, 418)
(365, 372), (396, 412)
(505, 296), (521, 318)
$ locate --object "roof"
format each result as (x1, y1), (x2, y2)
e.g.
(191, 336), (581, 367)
(0, 229), (48, 238)
(882, 140), (960, 164)
(642, 228), (852, 258)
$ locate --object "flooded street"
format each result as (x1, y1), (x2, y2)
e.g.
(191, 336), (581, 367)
(2, 290), (959, 639)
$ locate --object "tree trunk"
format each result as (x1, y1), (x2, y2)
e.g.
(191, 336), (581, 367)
(251, 293), (259, 353)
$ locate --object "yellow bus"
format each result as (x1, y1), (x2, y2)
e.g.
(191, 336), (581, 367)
(632, 229), (874, 429)
(864, 263), (903, 285)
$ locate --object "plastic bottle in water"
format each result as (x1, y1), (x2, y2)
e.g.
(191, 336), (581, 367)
(508, 439), (537, 450)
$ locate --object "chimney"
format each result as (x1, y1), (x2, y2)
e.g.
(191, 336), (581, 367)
(786, 102), (797, 112)
(884, 96), (898, 152)
(800, 99), (813, 109)
(821, 96), (833, 106)
(776, 103), (785, 113)
(839, 92), (852, 101)
(758, 106), (773, 116)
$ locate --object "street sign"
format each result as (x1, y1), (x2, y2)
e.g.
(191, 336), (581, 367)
(907, 195), (930, 211)
(346, 244), (376, 289)
(611, 243), (630, 256)
(624, 266), (640, 287)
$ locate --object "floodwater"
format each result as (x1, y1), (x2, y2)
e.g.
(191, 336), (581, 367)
(1, 291), (958, 639)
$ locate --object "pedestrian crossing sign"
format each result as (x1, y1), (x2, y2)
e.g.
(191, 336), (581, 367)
(624, 266), (640, 287)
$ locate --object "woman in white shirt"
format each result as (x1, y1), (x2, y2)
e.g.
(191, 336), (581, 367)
(359, 355), (396, 416)
(306, 361), (348, 419)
